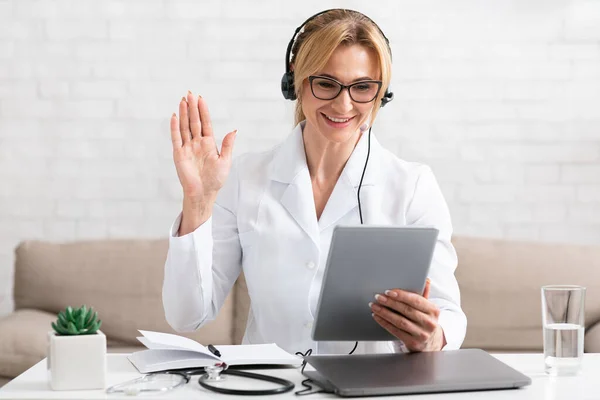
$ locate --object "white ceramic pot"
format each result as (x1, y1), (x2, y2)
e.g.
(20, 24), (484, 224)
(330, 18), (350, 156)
(47, 330), (106, 390)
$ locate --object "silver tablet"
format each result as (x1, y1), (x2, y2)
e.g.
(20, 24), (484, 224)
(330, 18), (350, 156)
(312, 225), (439, 341)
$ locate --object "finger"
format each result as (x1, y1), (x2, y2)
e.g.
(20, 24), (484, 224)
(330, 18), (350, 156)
(187, 91), (200, 139)
(423, 278), (431, 299)
(377, 291), (437, 318)
(385, 289), (436, 315)
(370, 302), (425, 337)
(375, 294), (428, 327)
(220, 129), (237, 161)
(198, 95), (213, 137)
(372, 314), (424, 352)
(170, 113), (182, 148)
(179, 96), (191, 144)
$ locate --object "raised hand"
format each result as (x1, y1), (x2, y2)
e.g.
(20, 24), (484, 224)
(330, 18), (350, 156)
(171, 91), (237, 234)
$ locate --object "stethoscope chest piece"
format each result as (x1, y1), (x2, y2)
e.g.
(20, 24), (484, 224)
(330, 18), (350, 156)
(202, 364), (227, 381)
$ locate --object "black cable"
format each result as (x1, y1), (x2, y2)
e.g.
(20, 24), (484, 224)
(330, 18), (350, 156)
(294, 127), (371, 396)
(349, 127), (371, 357)
(356, 127), (372, 225)
(348, 341), (358, 354)
(294, 349), (324, 396)
(295, 378), (325, 396)
(295, 349), (312, 374)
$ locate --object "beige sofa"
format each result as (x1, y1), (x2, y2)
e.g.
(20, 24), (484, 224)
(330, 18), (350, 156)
(1, 236), (599, 386)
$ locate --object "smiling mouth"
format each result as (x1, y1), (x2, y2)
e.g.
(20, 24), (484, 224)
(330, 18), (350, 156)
(321, 113), (355, 123)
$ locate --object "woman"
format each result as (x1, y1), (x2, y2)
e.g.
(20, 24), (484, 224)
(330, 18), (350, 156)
(163, 9), (466, 356)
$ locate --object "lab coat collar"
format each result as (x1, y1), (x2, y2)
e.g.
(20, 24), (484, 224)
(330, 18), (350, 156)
(270, 121), (381, 244)
(270, 121), (381, 187)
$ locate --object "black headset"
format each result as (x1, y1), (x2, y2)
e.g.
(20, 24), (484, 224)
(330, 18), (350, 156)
(280, 9), (394, 108)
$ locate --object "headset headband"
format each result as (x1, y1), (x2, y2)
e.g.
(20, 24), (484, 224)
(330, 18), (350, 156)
(284, 9), (392, 76)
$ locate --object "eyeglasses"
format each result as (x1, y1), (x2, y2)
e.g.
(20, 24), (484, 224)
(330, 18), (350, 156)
(308, 75), (383, 103)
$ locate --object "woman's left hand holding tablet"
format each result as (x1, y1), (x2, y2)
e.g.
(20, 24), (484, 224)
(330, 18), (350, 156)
(370, 279), (447, 352)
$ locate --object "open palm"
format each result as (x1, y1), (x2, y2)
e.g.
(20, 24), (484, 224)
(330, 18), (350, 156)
(170, 92), (237, 202)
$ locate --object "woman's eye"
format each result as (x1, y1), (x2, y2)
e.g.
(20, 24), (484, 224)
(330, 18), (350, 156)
(318, 82), (336, 89)
(354, 84), (372, 91)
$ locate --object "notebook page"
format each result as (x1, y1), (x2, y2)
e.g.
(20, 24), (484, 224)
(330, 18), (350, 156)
(217, 343), (302, 366)
(138, 330), (217, 359)
(136, 336), (188, 351)
(128, 349), (219, 374)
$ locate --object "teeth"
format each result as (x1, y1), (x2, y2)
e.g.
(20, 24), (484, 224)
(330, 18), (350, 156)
(325, 114), (350, 123)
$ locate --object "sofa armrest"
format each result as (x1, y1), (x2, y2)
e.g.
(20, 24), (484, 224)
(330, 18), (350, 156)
(0, 309), (55, 379)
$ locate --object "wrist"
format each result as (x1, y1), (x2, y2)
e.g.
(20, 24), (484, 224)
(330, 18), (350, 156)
(183, 192), (217, 210)
(436, 324), (447, 351)
(179, 195), (217, 236)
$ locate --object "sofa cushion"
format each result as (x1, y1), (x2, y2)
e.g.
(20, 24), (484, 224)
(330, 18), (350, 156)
(0, 309), (54, 379)
(232, 272), (250, 345)
(585, 322), (600, 353)
(14, 239), (236, 346)
(453, 236), (600, 351)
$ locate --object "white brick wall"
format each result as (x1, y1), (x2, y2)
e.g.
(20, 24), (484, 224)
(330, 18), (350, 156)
(1, 0), (600, 315)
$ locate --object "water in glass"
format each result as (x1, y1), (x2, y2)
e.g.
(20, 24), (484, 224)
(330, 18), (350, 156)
(543, 323), (584, 376)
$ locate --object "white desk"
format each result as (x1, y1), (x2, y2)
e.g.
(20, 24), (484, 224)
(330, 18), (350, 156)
(0, 353), (598, 399)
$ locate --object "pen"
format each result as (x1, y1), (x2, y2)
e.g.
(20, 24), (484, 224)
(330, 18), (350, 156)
(207, 344), (221, 357)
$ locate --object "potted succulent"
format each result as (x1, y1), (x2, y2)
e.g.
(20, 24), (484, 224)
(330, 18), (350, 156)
(47, 305), (106, 390)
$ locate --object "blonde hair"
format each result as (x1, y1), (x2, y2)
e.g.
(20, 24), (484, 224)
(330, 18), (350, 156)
(291, 9), (392, 126)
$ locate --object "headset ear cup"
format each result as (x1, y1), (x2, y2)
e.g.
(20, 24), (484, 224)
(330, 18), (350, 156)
(281, 72), (296, 100)
(380, 89), (394, 107)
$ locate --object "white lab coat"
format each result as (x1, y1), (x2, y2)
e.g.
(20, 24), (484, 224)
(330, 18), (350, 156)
(163, 121), (467, 356)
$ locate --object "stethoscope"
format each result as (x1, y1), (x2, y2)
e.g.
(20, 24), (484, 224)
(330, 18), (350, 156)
(106, 362), (295, 396)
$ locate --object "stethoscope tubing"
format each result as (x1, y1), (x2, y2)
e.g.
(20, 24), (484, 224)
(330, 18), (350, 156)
(198, 369), (295, 395)
(106, 368), (295, 396)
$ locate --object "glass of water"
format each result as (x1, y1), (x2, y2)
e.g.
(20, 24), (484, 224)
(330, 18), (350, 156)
(541, 285), (586, 376)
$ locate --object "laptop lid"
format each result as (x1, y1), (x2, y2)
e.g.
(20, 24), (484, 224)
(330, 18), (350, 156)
(303, 349), (531, 397)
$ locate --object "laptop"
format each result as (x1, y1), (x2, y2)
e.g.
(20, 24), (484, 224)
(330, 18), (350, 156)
(302, 349), (532, 397)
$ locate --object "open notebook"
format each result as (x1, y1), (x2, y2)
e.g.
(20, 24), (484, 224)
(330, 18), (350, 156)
(128, 330), (303, 374)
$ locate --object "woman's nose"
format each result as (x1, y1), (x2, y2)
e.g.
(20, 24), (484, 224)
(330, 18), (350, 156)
(331, 88), (353, 113)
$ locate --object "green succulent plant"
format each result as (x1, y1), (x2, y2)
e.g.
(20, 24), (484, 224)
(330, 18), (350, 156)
(51, 305), (102, 335)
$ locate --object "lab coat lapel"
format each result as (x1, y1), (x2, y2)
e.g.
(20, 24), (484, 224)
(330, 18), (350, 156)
(270, 123), (320, 247)
(270, 123), (382, 241)
(280, 170), (320, 247)
(317, 173), (358, 231)
(317, 131), (380, 231)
